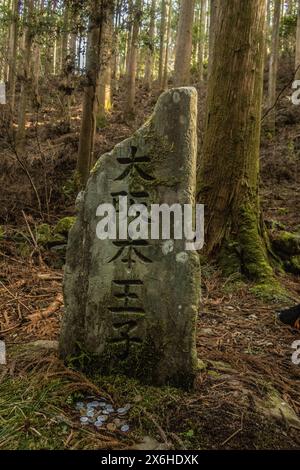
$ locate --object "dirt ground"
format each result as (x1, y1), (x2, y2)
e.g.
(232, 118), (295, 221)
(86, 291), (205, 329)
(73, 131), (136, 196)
(0, 74), (299, 450)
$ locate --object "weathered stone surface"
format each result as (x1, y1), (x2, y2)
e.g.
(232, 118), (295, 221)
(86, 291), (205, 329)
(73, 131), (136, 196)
(59, 87), (200, 387)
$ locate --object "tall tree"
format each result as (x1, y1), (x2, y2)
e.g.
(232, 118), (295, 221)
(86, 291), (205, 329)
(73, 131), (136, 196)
(97, 3), (114, 123)
(197, 0), (206, 81)
(77, 0), (114, 187)
(197, 0), (274, 283)
(207, 0), (218, 79)
(124, 0), (142, 118)
(7, 0), (20, 112)
(158, 0), (167, 89)
(61, 0), (70, 71)
(162, 0), (171, 90)
(144, 0), (156, 91)
(174, 0), (195, 86)
(16, 0), (34, 151)
(267, 0), (281, 133)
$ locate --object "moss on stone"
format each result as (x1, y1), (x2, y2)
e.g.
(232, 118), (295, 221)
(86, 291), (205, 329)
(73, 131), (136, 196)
(271, 230), (300, 257)
(249, 282), (289, 303)
(68, 331), (196, 390)
(284, 255), (300, 274)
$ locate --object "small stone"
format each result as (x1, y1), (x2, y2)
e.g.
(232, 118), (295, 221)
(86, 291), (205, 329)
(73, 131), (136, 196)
(121, 424), (130, 433)
(80, 416), (89, 424)
(87, 409), (94, 417)
(75, 401), (84, 410)
(117, 407), (127, 415)
(90, 400), (100, 407)
(96, 415), (108, 422)
(94, 421), (103, 428)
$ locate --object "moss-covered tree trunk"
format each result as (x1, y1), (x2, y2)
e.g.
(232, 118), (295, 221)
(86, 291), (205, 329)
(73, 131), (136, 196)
(197, 0), (274, 283)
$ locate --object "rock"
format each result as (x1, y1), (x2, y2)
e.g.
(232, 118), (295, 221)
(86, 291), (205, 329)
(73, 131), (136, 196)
(59, 87), (200, 387)
(271, 230), (300, 257)
(255, 389), (300, 429)
(132, 436), (172, 451)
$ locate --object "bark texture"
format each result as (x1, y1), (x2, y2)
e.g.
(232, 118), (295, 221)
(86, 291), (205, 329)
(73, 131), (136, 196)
(197, 0), (273, 282)
(174, 0), (195, 86)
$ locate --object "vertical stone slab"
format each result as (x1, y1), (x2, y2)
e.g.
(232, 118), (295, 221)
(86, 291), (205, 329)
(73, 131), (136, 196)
(59, 87), (200, 387)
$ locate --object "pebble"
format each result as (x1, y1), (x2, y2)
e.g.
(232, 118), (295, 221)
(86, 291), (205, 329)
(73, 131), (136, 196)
(121, 424), (130, 432)
(97, 415), (108, 422)
(80, 416), (89, 424)
(76, 401), (85, 410)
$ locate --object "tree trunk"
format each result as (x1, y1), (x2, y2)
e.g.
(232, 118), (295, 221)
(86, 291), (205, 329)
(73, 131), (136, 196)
(174, 0), (195, 86)
(16, 0), (34, 151)
(162, 0), (171, 90)
(7, 0), (20, 113)
(77, 0), (112, 187)
(61, 0), (70, 72)
(144, 0), (156, 90)
(197, 0), (206, 81)
(267, 0), (281, 133)
(296, 0), (300, 78)
(207, 0), (218, 79)
(96, 4), (114, 124)
(197, 0), (274, 283)
(125, 0), (133, 77)
(158, 0), (167, 89)
(112, 1), (121, 87)
(124, 0), (142, 118)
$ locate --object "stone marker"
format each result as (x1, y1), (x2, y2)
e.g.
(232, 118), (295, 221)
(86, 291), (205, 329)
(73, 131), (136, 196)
(59, 87), (200, 387)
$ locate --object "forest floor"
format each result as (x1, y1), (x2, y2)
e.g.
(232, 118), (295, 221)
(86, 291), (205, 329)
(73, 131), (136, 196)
(0, 75), (299, 450)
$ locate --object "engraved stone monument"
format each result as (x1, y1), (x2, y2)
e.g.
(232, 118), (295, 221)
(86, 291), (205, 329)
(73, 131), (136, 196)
(59, 87), (200, 387)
